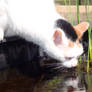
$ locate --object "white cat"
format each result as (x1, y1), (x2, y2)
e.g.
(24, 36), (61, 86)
(0, 0), (89, 68)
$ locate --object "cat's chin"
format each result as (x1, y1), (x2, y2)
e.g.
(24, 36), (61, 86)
(62, 58), (78, 68)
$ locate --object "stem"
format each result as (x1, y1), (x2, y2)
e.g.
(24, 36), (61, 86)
(76, 0), (80, 24)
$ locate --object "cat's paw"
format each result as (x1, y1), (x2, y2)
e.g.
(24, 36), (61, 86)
(0, 28), (4, 41)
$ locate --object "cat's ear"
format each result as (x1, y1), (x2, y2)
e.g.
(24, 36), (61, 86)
(53, 30), (62, 45)
(74, 22), (89, 39)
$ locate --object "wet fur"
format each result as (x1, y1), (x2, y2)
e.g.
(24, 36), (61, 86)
(0, 0), (89, 68)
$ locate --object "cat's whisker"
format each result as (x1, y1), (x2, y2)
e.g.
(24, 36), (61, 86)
(43, 63), (62, 66)
(43, 63), (62, 67)
(52, 65), (64, 70)
(50, 66), (66, 73)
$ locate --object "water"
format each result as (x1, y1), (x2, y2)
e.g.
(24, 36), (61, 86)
(0, 66), (92, 92)
(0, 37), (91, 92)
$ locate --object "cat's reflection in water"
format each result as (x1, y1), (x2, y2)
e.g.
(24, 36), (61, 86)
(32, 73), (87, 92)
(61, 75), (87, 92)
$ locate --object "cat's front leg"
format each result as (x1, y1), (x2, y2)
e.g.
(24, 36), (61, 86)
(0, 9), (8, 41)
(0, 28), (4, 41)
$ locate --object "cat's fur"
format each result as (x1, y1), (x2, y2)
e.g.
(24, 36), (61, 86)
(0, 0), (89, 68)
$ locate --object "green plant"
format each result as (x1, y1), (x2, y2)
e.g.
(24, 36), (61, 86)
(84, 0), (92, 72)
(76, 0), (80, 24)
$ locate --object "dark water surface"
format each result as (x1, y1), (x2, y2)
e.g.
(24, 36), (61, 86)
(0, 66), (92, 92)
(0, 36), (91, 92)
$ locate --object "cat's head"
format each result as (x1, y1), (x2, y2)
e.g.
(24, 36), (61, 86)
(48, 19), (89, 68)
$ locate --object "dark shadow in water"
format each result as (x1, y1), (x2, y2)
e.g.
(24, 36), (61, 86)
(0, 37), (47, 77)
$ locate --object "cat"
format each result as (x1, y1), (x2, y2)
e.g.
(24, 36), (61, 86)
(0, 0), (89, 68)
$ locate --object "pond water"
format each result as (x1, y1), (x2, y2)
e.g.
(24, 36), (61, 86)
(0, 64), (92, 92)
(0, 36), (91, 92)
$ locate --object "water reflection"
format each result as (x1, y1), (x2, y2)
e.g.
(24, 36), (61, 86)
(0, 68), (91, 92)
(0, 37), (46, 76)
(0, 37), (91, 92)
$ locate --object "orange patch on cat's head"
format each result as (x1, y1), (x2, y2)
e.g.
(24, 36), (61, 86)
(74, 22), (89, 40)
(68, 39), (82, 49)
(68, 40), (74, 48)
